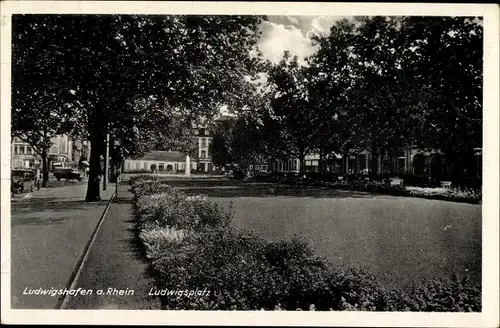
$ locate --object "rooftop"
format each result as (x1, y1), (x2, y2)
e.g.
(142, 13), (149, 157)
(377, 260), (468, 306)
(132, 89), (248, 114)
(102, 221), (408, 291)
(139, 150), (187, 162)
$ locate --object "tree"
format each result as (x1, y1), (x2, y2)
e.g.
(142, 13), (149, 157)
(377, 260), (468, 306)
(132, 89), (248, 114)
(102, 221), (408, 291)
(209, 118), (235, 167)
(230, 115), (266, 167)
(13, 15), (265, 201)
(309, 17), (421, 176)
(12, 15), (79, 186)
(310, 16), (482, 179)
(400, 16), (483, 179)
(266, 52), (321, 172)
(308, 19), (358, 174)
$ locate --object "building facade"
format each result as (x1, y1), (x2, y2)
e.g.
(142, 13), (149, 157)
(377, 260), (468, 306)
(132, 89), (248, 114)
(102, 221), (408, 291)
(11, 137), (39, 169)
(123, 114), (242, 174)
(123, 150), (195, 173)
(268, 147), (454, 180)
(193, 127), (213, 173)
(123, 124), (215, 174)
(11, 135), (89, 169)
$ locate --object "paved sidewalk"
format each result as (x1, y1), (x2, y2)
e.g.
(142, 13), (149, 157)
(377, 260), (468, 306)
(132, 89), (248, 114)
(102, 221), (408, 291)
(65, 183), (157, 309)
(10, 182), (115, 309)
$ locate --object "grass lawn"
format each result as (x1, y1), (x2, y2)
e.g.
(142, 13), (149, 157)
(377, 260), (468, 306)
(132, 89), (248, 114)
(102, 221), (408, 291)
(172, 180), (482, 289)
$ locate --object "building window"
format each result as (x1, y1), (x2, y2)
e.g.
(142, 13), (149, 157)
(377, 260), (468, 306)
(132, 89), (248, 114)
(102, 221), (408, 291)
(14, 146), (19, 155)
(201, 150), (206, 158)
(26, 146), (32, 155)
(201, 138), (207, 147)
(159, 163), (165, 171)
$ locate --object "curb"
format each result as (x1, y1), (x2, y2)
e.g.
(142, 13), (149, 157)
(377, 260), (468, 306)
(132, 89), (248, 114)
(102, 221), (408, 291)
(55, 190), (116, 309)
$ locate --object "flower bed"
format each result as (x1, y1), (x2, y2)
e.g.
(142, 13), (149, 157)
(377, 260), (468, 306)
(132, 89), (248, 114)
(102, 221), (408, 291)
(250, 173), (481, 204)
(406, 186), (482, 204)
(132, 177), (481, 311)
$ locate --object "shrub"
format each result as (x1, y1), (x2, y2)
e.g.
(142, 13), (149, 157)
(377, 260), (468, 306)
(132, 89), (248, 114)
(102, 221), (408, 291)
(133, 179), (172, 198)
(406, 186), (482, 204)
(379, 275), (481, 312)
(344, 173), (367, 182)
(149, 229), (336, 310)
(135, 192), (181, 228)
(401, 173), (433, 187)
(149, 227), (280, 310)
(252, 171), (272, 182)
(253, 173), (480, 204)
(145, 225), (482, 311)
(451, 176), (482, 191)
(140, 226), (191, 259)
(134, 183), (233, 230)
(133, 176), (481, 311)
(129, 175), (165, 186)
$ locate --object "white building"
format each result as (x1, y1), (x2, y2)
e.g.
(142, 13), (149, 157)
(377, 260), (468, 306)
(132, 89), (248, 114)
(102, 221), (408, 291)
(123, 150), (195, 173)
(193, 127), (213, 173)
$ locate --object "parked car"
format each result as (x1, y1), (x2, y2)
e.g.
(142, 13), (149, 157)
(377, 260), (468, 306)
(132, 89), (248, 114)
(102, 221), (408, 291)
(53, 167), (82, 181)
(11, 169), (35, 194)
(51, 162), (65, 171)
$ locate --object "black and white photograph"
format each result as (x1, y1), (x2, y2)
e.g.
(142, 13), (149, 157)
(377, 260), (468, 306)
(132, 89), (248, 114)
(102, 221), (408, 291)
(1, 2), (498, 326)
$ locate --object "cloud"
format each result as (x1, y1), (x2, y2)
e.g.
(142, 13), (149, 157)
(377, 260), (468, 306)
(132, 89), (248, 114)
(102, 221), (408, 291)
(257, 16), (345, 65)
(310, 16), (344, 35)
(257, 20), (317, 65)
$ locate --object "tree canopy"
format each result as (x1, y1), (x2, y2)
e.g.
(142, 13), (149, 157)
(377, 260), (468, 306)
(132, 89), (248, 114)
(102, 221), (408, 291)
(240, 16), (483, 176)
(12, 14), (266, 200)
(12, 15), (482, 184)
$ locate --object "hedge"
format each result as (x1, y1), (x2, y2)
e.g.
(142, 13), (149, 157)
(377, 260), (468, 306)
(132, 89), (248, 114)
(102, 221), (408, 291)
(132, 178), (481, 311)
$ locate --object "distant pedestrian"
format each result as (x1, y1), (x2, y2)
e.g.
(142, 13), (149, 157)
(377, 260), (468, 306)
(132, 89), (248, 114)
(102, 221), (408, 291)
(85, 167), (89, 178)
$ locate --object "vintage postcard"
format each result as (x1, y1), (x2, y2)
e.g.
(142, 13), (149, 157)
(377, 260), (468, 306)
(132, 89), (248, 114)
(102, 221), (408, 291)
(1, 1), (498, 326)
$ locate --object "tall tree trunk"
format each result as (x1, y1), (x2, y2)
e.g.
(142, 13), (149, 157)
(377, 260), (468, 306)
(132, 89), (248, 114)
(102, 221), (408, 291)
(299, 152), (306, 173)
(370, 145), (377, 180)
(319, 151), (325, 173)
(85, 137), (103, 202)
(41, 150), (49, 188)
(354, 153), (359, 174)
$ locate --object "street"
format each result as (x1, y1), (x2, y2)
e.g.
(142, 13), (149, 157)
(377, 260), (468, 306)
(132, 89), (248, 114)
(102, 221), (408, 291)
(10, 180), (115, 309)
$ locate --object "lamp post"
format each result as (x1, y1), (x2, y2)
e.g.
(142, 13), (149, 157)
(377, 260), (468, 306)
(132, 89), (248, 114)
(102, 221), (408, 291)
(103, 132), (110, 191)
(114, 139), (122, 200)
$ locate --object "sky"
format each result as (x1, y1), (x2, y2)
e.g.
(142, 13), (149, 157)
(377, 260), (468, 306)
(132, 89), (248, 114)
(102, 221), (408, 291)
(256, 15), (345, 65)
